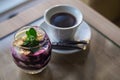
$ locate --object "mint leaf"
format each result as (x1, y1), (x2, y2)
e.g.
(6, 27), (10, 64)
(26, 31), (31, 38)
(22, 28), (39, 47)
(29, 28), (37, 38)
(29, 36), (35, 42)
(23, 40), (29, 46)
(26, 28), (37, 40)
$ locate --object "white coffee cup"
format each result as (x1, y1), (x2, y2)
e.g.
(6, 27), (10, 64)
(44, 4), (83, 42)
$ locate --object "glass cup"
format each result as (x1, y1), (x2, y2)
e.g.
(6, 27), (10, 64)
(11, 26), (52, 74)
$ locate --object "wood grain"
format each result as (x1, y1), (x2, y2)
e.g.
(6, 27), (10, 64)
(0, 26), (120, 80)
(0, 0), (120, 46)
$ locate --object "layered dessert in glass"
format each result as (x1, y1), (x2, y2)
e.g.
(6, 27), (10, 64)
(11, 26), (51, 74)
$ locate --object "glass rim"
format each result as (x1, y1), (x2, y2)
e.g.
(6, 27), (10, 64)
(13, 26), (47, 49)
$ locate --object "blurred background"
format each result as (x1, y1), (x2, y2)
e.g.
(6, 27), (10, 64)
(0, 0), (43, 22)
(0, 0), (120, 27)
(82, 0), (120, 27)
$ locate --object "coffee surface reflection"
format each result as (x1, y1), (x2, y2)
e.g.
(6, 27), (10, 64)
(50, 13), (76, 28)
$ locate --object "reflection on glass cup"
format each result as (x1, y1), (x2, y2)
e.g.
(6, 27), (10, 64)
(11, 26), (52, 74)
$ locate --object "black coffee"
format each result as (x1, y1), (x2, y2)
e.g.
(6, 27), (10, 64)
(50, 13), (76, 28)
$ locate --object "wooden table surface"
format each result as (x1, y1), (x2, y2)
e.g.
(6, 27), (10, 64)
(0, 0), (120, 80)
(0, 0), (120, 46)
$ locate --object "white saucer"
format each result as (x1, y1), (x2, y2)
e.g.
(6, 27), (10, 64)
(40, 21), (91, 54)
